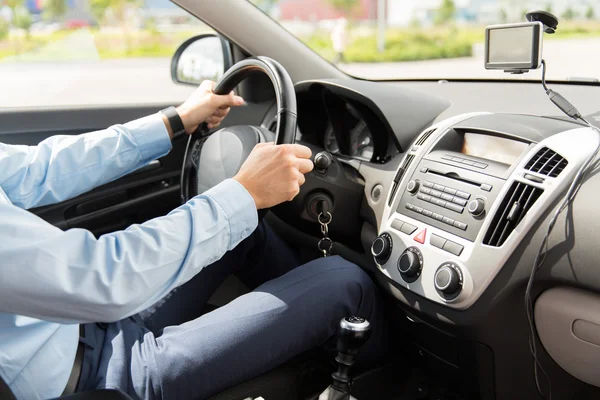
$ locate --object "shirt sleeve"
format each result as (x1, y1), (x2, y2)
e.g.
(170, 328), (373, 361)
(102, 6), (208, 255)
(0, 114), (172, 210)
(0, 178), (258, 324)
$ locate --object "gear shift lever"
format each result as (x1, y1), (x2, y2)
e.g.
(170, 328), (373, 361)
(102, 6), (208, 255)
(319, 316), (372, 400)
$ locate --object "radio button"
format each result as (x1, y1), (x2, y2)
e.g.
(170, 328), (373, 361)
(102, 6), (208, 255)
(422, 209), (433, 217)
(432, 213), (444, 221)
(400, 222), (418, 235)
(391, 219), (404, 231)
(432, 198), (447, 208)
(421, 188), (432, 195)
(480, 183), (493, 192)
(441, 193), (454, 202)
(474, 162), (488, 169)
(424, 181), (434, 188)
(406, 203), (415, 211)
(433, 184), (446, 192)
(461, 160), (475, 166)
(417, 194), (432, 202)
(443, 187), (457, 195)
(453, 221), (468, 230)
(452, 197), (468, 206)
(430, 189), (443, 198)
(443, 240), (464, 256)
(455, 191), (471, 199)
(414, 206), (424, 214)
(445, 203), (464, 214)
(430, 234), (447, 249)
(442, 216), (455, 226)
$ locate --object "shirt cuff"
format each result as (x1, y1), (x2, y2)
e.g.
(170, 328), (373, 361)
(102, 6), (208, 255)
(125, 113), (173, 163)
(202, 179), (259, 249)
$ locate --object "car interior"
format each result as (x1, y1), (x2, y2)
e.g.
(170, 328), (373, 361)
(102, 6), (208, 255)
(2, 1), (600, 399)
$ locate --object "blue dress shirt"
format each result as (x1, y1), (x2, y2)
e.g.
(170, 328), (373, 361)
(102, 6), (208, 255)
(0, 114), (258, 399)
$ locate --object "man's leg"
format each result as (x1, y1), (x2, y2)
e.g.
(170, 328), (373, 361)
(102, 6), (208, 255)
(121, 256), (386, 399)
(139, 220), (301, 334)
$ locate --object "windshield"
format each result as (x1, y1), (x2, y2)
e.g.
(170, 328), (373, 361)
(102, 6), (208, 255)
(249, 0), (600, 83)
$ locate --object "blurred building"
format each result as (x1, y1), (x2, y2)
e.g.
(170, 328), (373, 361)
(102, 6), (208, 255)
(278, 0), (383, 22)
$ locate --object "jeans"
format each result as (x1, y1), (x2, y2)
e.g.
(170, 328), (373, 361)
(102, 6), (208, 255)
(75, 222), (385, 399)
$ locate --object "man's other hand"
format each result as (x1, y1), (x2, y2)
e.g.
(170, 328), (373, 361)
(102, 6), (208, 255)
(176, 80), (245, 135)
(234, 143), (314, 209)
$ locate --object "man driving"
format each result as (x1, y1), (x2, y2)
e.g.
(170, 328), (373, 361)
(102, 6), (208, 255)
(0, 81), (384, 399)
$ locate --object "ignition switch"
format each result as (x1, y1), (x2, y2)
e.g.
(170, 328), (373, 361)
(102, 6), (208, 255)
(306, 193), (334, 220)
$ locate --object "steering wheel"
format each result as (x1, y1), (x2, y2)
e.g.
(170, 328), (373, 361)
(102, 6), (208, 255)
(180, 56), (297, 203)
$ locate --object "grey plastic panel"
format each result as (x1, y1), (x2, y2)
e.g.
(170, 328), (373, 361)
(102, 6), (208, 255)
(453, 113), (583, 143)
(535, 287), (600, 387)
(376, 112), (600, 309)
(391, 81), (600, 124)
(295, 79), (451, 152)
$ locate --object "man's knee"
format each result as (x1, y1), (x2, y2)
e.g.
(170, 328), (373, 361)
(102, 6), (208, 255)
(303, 256), (377, 302)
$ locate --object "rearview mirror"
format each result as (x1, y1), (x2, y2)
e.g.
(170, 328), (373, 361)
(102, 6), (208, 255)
(171, 34), (233, 86)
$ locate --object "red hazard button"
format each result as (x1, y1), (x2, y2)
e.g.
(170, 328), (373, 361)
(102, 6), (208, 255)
(414, 229), (426, 244)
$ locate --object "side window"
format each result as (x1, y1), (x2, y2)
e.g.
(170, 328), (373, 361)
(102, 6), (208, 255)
(0, 0), (214, 107)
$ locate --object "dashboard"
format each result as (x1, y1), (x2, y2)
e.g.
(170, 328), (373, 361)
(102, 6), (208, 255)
(263, 77), (600, 399)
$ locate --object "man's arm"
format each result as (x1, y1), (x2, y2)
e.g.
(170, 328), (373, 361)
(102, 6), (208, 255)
(0, 179), (256, 323)
(0, 143), (313, 324)
(0, 115), (172, 209)
(0, 81), (245, 210)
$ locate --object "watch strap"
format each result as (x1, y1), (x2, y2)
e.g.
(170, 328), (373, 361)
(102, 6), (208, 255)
(160, 106), (186, 140)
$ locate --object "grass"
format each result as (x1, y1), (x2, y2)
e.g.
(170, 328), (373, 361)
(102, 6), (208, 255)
(1, 20), (600, 63)
(301, 21), (600, 63)
(0, 28), (205, 61)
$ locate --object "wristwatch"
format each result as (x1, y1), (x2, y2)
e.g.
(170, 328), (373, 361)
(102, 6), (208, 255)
(160, 106), (186, 141)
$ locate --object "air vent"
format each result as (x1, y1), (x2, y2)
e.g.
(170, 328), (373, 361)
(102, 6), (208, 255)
(415, 129), (436, 146)
(483, 181), (543, 247)
(388, 154), (415, 206)
(525, 147), (568, 178)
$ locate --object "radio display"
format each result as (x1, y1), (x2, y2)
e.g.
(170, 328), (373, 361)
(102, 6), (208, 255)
(461, 133), (528, 165)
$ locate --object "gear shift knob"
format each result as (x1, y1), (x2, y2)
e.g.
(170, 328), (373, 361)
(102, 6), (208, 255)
(337, 317), (372, 357)
(321, 317), (372, 399)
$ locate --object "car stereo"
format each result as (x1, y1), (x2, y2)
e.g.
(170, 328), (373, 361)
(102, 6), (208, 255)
(396, 128), (532, 242)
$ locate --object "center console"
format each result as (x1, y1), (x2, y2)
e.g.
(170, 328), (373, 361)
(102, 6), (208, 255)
(373, 113), (598, 309)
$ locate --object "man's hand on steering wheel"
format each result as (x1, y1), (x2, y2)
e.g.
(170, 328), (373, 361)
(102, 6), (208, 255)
(171, 78), (314, 209)
(234, 143), (314, 209)
(162, 80), (246, 138)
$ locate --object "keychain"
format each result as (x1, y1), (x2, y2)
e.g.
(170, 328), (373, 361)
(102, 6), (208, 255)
(318, 211), (333, 257)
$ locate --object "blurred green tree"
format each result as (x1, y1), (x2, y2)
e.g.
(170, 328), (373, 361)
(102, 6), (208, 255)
(328, 0), (359, 16)
(562, 7), (577, 20)
(90, 0), (140, 25)
(0, 18), (8, 42)
(434, 0), (456, 26)
(586, 6), (594, 20)
(44, 0), (68, 21)
(13, 6), (32, 38)
(499, 8), (507, 23)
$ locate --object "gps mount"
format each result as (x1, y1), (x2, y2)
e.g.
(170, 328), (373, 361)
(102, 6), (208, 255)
(525, 10), (558, 34)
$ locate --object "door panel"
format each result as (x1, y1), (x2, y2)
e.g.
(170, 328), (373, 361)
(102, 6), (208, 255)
(0, 101), (272, 236)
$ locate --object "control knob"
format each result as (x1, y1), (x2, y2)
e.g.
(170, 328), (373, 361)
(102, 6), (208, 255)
(467, 198), (485, 216)
(434, 263), (462, 298)
(407, 180), (420, 194)
(371, 233), (392, 264)
(314, 151), (333, 170)
(397, 247), (423, 282)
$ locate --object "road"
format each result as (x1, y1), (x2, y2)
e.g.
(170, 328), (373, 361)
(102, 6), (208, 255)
(1, 37), (599, 108)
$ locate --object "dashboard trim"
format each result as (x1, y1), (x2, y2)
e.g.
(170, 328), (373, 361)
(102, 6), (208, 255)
(376, 113), (600, 310)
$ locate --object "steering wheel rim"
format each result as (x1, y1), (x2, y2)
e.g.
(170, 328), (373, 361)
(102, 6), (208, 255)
(180, 56), (297, 204)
